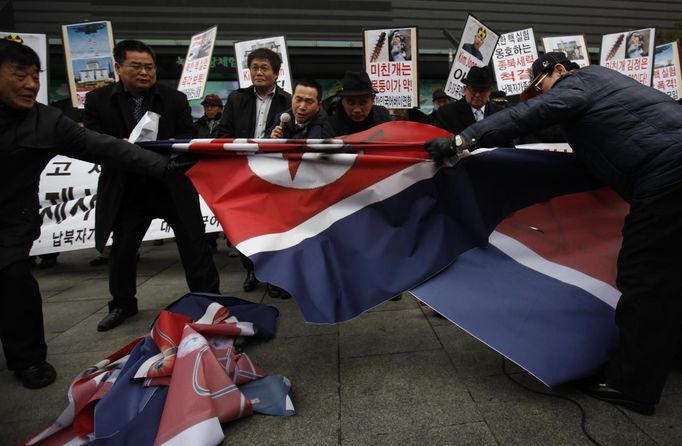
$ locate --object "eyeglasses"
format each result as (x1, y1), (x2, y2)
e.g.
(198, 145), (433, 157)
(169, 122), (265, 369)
(532, 72), (549, 93)
(249, 64), (273, 74)
(124, 63), (155, 72)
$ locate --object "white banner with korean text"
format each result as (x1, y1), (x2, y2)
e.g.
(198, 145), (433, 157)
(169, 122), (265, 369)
(653, 41), (681, 100)
(30, 156), (221, 256)
(445, 15), (499, 99)
(363, 27), (419, 109)
(492, 28), (538, 97)
(178, 26), (218, 100)
(600, 28), (656, 86)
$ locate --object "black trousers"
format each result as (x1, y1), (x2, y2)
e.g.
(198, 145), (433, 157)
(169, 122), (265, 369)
(0, 259), (47, 370)
(108, 187), (219, 312)
(606, 182), (682, 404)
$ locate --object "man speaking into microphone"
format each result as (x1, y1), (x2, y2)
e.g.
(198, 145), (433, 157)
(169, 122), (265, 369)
(269, 79), (334, 139)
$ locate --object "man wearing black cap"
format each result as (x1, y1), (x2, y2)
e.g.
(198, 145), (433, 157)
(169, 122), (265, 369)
(328, 71), (390, 136)
(425, 51), (682, 415)
(427, 66), (504, 147)
(195, 94), (223, 137)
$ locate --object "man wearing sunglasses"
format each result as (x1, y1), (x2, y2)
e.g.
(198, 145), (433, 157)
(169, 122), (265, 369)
(425, 51), (682, 416)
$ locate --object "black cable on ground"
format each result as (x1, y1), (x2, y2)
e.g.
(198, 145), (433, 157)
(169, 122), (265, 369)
(501, 356), (605, 446)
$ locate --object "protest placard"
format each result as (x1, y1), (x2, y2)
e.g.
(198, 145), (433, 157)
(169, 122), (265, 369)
(363, 27), (419, 108)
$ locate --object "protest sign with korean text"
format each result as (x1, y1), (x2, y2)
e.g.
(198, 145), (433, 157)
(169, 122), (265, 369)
(600, 28), (656, 86)
(234, 36), (292, 94)
(61, 21), (117, 108)
(492, 28), (538, 96)
(0, 31), (49, 104)
(30, 156), (221, 256)
(178, 26), (217, 100)
(542, 35), (590, 67)
(445, 15), (499, 99)
(363, 27), (419, 109)
(653, 41), (681, 100)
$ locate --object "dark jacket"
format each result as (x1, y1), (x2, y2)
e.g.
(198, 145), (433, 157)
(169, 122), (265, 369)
(83, 81), (197, 251)
(0, 103), (167, 269)
(328, 104), (391, 136)
(461, 65), (682, 202)
(215, 86), (291, 138)
(462, 43), (483, 61)
(426, 97), (505, 147)
(194, 113), (222, 138)
(267, 108), (334, 139)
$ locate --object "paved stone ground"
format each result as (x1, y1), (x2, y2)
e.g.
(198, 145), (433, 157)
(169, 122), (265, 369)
(1, 240), (681, 445)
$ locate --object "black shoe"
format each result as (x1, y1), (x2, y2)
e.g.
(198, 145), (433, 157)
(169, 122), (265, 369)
(389, 295), (403, 301)
(89, 256), (108, 266)
(14, 361), (57, 389)
(97, 307), (138, 332)
(243, 270), (259, 292)
(267, 284), (291, 299)
(579, 378), (655, 415)
(38, 256), (58, 269)
(153, 239), (164, 246)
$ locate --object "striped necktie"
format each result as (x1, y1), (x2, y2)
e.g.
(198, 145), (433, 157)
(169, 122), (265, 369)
(474, 108), (484, 122)
(132, 96), (145, 124)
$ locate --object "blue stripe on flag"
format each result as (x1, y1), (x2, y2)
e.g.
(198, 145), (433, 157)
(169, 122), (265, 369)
(411, 243), (619, 386)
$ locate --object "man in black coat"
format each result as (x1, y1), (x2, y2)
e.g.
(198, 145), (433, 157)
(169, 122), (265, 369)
(84, 40), (219, 332)
(328, 71), (391, 136)
(428, 66), (506, 147)
(215, 48), (291, 294)
(426, 52), (682, 415)
(0, 40), (170, 388)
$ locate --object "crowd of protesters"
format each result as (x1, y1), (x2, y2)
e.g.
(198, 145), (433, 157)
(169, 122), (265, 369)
(2, 33), (682, 420)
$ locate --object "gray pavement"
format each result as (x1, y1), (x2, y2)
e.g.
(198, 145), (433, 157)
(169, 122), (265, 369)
(1, 240), (681, 445)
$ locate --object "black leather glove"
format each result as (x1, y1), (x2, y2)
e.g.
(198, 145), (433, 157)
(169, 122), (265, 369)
(166, 152), (198, 176)
(424, 136), (455, 166)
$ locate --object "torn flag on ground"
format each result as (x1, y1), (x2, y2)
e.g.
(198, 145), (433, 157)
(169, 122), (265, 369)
(24, 294), (292, 446)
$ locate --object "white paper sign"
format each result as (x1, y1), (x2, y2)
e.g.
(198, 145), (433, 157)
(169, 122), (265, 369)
(363, 27), (419, 108)
(542, 35), (590, 68)
(178, 26), (217, 100)
(653, 41), (681, 100)
(61, 21), (117, 108)
(492, 28), (538, 96)
(234, 36), (292, 94)
(445, 15), (499, 99)
(600, 28), (656, 86)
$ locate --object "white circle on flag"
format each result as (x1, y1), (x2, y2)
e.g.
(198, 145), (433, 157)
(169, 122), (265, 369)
(247, 153), (358, 189)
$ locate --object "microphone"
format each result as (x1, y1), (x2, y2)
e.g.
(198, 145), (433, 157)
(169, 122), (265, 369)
(279, 112), (291, 127)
